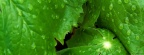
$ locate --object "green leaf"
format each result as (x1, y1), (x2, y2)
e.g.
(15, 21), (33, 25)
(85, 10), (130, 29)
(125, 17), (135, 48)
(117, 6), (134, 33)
(81, 0), (101, 28)
(58, 28), (128, 55)
(97, 0), (144, 54)
(0, 0), (86, 55)
(0, 0), (56, 55)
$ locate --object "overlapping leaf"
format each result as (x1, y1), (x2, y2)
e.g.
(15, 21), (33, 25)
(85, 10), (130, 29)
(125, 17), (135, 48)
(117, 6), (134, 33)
(0, 0), (86, 55)
(81, 0), (101, 28)
(57, 28), (128, 55)
(97, 0), (144, 54)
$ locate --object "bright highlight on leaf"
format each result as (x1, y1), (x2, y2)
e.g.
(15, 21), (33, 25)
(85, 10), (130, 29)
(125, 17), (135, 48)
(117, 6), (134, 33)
(103, 41), (111, 49)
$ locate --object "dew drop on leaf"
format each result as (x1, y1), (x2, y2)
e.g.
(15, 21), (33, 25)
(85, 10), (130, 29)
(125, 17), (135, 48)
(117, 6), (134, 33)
(118, 47), (121, 53)
(106, 13), (110, 17)
(133, 13), (138, 16)
(7, 49), (12, 54)
(112, 19), (114, 22)
(134, 19), (138, 23)
(43, 5), (47, 10)
(37, 0), (41, 3)
(118, 0), (122, 4)
(103, 37), (106, 39)
(124, 0), (129, 3)
(64, 0), (68, 3)
(103, 41), (111, 49)
(127, 41), (131, 44)
(55, 5), (58, 9)
(48, 0), (51, 3)
(127, 30), (131, 35)
(41, 35), (45, 39)
(109, 3), (113, 10)
(88, 48), (92, 51)
(63, 19), (66, 21)
(17, 8), (22, 16)
(56, 15), (59, 19)
(52, 14), (55, 19)
(132, 5), (136, 11)
(119, 24), (123, 29)
(102, 6), (105, 11)
(44, 51), (47, 55)
(125, 17), (129, 23)
(32, 15), (37, 18)
(18, 0), (24, 4)
(96, 48), (101, 52)
(28, 4), (33, 10)
(61, 4), (65, 8)
(31, 43), (36, 49)
(130, 14), (133, 17)
(135, 35), (139, 40)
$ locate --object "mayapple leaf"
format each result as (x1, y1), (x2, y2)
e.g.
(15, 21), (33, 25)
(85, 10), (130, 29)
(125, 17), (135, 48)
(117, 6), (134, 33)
(97, 0), (144, 54)
(0, 0), (86, 55)
(81, 0), (101, 28)
(58, 28), (128, 55)
(0, 0), (56, 55)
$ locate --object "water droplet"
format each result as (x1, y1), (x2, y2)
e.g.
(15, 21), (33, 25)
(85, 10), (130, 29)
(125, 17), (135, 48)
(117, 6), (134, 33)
(127, 30), (131, 35)
(125, 17), (129, 23)
(43, 5), (47, 9)
(28, 4), (33, 10)
(48, 0), (51, 3)
(106, 13), (110, 17)
(4, 49), (6, 54)
(96, 48), (101, 52)
(64, 0), (68, 3)
(103, 41), (111, 49)
(79, 50), (82, 53)
(52, 14), (55, 19)
(82, 51), (85, 53)
(130, 14), (133, 17)
(37, 0), (41, 3)
(44, 51), (47, 55)
(118, 47), (121, 53)
(114, 29), (116, 32)
(143, 7), (144, 11)
(109, 12), (112, 16)
(30, 30), (34, 35)
(118, 0), (122, 4)
(63, 19), (66, 21)
(112, 19), (114, 22)
(17, 9), (22, 16)
(109, 3), (113, 10)
(124, 0), (129, 3)
(7, 49), (12, 54)
(133, 13), (138, 16)
(88, 48), (92, 51)
(132, 5), (136, 11)
(118, 12), (120, 14)
(18, 0), (24, 3)
(135, 35), (139, 40)
(41, 35), (45, 39)
(134, 19), (138, 23)
(55, 5), (58, 9)
(31, 43), (36, 49)
(119, 24), (123, 29)
(102, 6), (105, 11)
(127, 41), (130, 44)
(2, 2), (6, 6)
(20, 44), (23, 46)
(41, 46), (44, 49)
(32, 15), (37, 18)
(103, 37), (106, 39)
(56, 15), (59, 19)
(61, 4), (65, 8)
